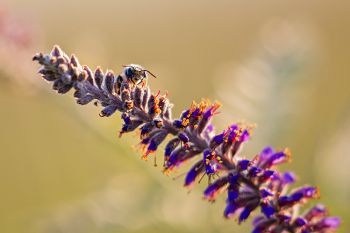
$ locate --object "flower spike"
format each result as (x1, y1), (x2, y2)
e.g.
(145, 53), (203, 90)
(33, 46), (340, 233)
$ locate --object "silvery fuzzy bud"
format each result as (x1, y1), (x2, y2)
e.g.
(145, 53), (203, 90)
(121, 89), (131, 102)
(58, 83), (73, 94)
(77, 70), (87, 82)
(56, 56), (67, 65)
(142, 87), (150, 110)
(52, 79), (64, 91)
(104, 71), (115, 94)
(51, 45), (63, 57)
(100, 105), (119, 117)
(61, 74), (72, 84)
(70, 54), (80, 67)
(77, 95), (94, 105)
(133, 86), (143, 108)
(83, 65), (94, 85)
(163, 105), (172, 119)
(94, 67), (104, 89)
(42, 73), (57, 82)
(57, 63), (69, 74)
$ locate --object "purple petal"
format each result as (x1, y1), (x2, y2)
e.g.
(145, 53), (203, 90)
(259, 170), (275, 183)
(227, 185), (239, 202)
(261, 203), (275, 218)
(164, 138), (180, 157)
(283, 172), (296, 184)
(260, 188), (273, 198)
(204, 176), (229, 201)
(173, 119), (183, 128)
(260, 147), (274, 160)
(252, 218), (276, 233)
(238, 159), (250, 170)
(224, 203), (238, 218)
(315, 217), (340, 229)
(249, 166), (262, 177)
(304, 204), (327, 221)
(240, 129), (250, 142)
(294, 217), (307, 227)
(239, 207), (253, 223)
(178, 132), (189, 143)
(211, 133), (225, 147)
(184, 161), (204, 187)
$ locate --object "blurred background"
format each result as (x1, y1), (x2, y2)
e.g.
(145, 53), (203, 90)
(0, 1), (349, 233)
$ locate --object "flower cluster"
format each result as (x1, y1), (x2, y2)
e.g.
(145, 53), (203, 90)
(33, 46), (340, 233)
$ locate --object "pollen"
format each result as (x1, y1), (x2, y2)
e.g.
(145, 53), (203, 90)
(212, 101), (222, 111)
(182, 118), (190, 127)
(154, 107), (161, 115)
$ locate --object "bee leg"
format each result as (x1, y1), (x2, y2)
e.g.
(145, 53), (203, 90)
(130, 79), (137, 89)
(128, 77), (136, 86)
(141, 79), (147, 88)
(115, 75), (123, 95)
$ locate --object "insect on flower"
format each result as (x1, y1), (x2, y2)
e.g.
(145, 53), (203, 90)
(116, 64), (156, 94)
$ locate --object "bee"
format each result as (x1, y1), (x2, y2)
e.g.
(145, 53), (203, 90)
(116, 64), (156, 94)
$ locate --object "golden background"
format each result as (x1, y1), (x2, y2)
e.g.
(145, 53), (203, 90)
(0, 1), (349, 233)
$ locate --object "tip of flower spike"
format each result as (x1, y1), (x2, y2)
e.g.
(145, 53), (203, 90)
(51, 45), (63, 57)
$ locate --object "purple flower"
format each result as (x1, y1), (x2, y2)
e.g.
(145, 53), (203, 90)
(255, 147), (291, 169)
(278, 186), (320, 208)
(184, 160), (205, 187)
(304, 204), (327, 221)
(238, 159), (250, 170)
(33, 46), (340, 233)
(204, 176), (230, 201)
(313, 217), (341, 230)
(143, 130), (168, 159)
(164, 138), (180, 158)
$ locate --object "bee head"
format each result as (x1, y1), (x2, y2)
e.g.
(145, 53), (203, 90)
(123, 64), (157, 80)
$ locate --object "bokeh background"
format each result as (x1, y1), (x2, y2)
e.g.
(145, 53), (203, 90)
(0, 1), (349, 233)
